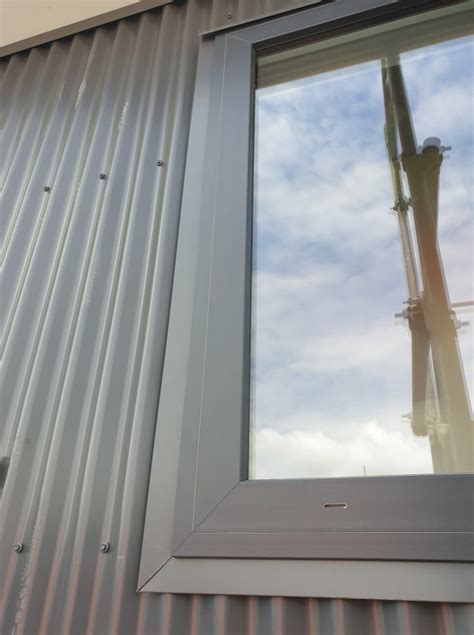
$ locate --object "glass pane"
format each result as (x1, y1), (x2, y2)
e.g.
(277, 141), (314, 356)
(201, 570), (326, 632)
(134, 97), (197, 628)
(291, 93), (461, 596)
(250, 10), (473, 479)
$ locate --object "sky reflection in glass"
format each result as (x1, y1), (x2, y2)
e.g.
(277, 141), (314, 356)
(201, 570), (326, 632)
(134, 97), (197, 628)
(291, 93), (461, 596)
(250, 34), (473, 479)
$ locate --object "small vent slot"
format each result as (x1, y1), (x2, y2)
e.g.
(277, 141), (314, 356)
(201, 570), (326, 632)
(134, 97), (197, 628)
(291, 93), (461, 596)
(323, 502), (347, 509)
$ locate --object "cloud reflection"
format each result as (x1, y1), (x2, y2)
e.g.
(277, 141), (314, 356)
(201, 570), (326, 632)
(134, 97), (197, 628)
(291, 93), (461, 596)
(251, 36), (473, 478)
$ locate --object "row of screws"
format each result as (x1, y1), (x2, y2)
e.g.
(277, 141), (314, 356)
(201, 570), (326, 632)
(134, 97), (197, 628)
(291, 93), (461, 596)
(13, 542), (111, 554)
(42, 161), (166, 192)
(24, 161), (169, 554)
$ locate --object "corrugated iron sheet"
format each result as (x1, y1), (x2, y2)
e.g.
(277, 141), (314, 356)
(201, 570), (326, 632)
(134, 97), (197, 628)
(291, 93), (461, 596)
(1, 1), (473, 634)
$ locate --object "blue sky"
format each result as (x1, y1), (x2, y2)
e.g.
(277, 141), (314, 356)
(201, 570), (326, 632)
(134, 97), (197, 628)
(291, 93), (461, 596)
(250, 34), (473, 478)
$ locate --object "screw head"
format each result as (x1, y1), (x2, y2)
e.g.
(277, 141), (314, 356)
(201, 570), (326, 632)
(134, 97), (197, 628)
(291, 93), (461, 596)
(99, 542), (110, 553)
(156, 160), (165, 167)
(13, 543), (24, 553)
(99, 173), (107, 180)
(43, 186), (51, 193)
(226, 13), (232, 19)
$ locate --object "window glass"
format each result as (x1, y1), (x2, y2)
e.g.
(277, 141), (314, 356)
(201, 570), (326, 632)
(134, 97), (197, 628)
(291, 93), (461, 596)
(250, 19), (473, 479)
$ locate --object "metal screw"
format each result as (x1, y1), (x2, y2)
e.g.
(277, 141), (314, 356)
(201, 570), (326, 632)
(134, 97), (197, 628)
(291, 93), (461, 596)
(99, 542), (110, 553)
(226, 13), (232, 19)
(99, 173), (107, 180)
(156, 160), (165, 167)
(13, 543), (24, 553)
(43, 186), (51, 193)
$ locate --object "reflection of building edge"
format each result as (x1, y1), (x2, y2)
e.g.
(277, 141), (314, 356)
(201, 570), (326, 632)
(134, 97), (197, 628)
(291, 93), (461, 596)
(381, 56), (473, 473)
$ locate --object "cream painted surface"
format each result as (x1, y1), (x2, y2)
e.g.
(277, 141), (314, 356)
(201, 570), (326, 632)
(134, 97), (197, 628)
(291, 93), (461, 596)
(1, 0), (143, 49)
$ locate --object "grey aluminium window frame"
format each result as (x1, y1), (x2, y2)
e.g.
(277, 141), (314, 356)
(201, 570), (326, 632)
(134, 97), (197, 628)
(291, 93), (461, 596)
(138, 0), (474, 600)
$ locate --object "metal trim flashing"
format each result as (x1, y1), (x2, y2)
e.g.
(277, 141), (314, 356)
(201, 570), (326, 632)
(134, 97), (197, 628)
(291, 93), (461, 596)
(141, 559), (474, 603)
(200, 0), (325, 37)
(139, 0), (474, 598)
(199, 0), (459, 38)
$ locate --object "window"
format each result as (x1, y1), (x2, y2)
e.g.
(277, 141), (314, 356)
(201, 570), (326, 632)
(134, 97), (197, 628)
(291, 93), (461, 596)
(250, 11), (474, 480)
(139, 0), (473, 600)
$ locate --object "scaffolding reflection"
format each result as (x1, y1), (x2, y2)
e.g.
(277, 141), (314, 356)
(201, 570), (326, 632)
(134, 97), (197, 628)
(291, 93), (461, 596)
(382, 57), (473, 473)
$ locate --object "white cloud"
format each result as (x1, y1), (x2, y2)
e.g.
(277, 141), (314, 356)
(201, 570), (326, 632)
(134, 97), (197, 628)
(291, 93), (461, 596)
(291, 320), (408, 374)
(251, 421), (433, 479)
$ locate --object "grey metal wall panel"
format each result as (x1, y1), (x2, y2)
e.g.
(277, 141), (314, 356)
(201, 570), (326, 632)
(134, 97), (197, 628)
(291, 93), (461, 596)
(0, 1), (473, 634)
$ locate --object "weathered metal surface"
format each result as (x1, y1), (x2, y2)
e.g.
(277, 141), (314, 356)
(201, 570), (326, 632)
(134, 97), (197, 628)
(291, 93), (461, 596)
(1, 1), (473, 633)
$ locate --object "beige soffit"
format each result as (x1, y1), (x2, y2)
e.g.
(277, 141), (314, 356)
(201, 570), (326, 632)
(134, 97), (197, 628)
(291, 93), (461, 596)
(0, 0), (176, 57)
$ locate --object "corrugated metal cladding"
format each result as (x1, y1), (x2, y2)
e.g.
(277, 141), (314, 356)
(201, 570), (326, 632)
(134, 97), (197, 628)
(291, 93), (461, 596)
(0, 1), (473, 634)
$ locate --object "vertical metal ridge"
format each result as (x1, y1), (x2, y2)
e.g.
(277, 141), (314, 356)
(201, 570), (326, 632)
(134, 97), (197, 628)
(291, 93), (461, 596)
(0, 35), (95, 332)
(0, 34), (104, 360)
(0, 31), (112, 485)
(71, 15), (165, 633)
(1, 42), (69, 259)
(3, 42), (69, 180)
(0, 54), (23, 123)
(0, 48), (48, 183)
(0, 29), (118, 632)
(30, 15), (162, 635)
(34, 19), (159, 632)
(1, 2), (472, 634)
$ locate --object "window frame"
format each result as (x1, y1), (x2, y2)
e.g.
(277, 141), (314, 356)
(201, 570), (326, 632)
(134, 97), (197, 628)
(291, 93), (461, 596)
(138, 0), (474, 599)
